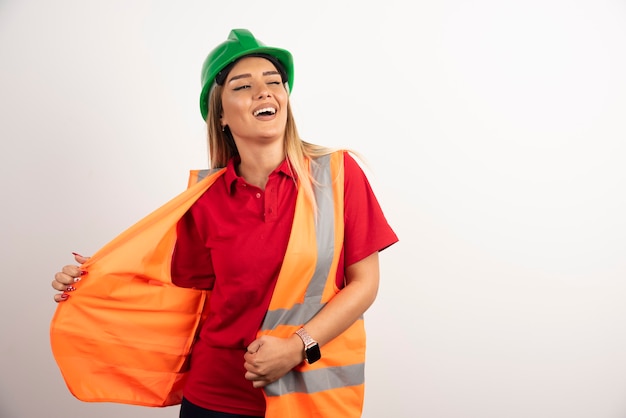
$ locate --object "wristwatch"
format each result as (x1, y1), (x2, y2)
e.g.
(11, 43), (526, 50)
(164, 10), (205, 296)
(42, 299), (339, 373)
(295, 327), (321, 364)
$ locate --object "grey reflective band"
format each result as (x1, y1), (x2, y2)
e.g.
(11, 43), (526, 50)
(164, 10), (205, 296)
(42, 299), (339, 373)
(261, 154), (334, 330)
(194, 168), (223, 183)
(264, 363), (365, 397)
(260, 154), (366, 397)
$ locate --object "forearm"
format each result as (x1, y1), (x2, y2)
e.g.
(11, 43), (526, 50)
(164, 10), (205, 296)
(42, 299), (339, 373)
(297, 252), (380, 348)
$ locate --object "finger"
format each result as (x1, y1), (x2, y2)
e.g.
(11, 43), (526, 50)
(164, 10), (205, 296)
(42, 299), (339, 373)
(72, 253), (90, 264)
(52, 278), (78, 293)
(252, 381), (266, 388)
(61, 264), (83, 278)
(51, 279), (64, 291)
(245, 370), (264, 381)
(53, 272), (75, 287)
(243, 354), (259, 370)
(246, 341), (261, 354)
(53, 293), (69, 303)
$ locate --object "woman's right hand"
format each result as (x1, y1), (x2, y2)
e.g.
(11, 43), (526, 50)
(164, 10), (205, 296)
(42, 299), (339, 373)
(52, 253), (89, 303)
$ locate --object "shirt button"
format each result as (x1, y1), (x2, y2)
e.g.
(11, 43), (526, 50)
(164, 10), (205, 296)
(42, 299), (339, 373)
(256, 193), (261, 198)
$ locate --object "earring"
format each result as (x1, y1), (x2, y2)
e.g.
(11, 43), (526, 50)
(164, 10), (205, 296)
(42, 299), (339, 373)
(221, 125), (225, 132)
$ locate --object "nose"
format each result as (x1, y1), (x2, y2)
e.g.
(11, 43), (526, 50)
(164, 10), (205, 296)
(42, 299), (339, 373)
(255, 87), (271, 99)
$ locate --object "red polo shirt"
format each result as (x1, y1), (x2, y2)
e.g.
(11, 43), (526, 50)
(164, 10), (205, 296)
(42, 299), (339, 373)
(171, 152), (398, 416)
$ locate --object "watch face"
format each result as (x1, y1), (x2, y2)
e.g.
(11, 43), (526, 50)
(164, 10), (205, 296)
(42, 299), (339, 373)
(306, 344), (321, 364)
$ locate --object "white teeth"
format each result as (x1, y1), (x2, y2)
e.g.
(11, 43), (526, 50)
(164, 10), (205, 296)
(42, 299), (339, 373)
(253, 107), (276, 116)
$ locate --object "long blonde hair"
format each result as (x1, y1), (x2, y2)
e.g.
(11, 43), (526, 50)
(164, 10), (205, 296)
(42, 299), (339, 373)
(206, 82), (337, 210)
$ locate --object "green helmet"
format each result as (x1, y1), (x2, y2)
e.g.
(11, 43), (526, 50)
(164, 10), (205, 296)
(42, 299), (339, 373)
(199, 28), (294, 120)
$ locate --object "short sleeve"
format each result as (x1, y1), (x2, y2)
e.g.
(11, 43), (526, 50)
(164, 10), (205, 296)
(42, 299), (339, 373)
(343, 152), (399, 267)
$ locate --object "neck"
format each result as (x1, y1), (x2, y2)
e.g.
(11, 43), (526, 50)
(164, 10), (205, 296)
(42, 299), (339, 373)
(236, 145), (285, 189)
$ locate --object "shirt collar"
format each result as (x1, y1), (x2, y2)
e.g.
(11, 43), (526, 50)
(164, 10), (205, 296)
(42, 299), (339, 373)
(224, 156), (296, 195)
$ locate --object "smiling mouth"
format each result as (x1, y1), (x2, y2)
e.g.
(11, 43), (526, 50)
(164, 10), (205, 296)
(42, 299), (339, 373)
(253, 107), (276, 117)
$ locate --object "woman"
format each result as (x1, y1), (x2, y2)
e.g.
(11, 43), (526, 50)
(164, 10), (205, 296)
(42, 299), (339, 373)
(51, 29), (398, 418)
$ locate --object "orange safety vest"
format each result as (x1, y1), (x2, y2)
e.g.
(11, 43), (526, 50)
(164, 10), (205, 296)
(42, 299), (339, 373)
(50, 151), (366, 417)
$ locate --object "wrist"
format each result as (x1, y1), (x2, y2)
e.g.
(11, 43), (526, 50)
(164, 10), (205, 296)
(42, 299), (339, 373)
(290, 333), (306, 362)
(294, 327), (321, 364)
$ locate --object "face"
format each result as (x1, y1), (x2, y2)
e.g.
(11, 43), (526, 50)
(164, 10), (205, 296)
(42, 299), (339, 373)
(220, 56), (289, 146)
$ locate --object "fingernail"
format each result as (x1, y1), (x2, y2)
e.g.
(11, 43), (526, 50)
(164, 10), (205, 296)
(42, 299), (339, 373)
(73, 277), (81, 283)
(60, 293), (69, 300)
(66, 286), (76, 292)
(72, 252), (83, 257)
(80, 270), (88, 276)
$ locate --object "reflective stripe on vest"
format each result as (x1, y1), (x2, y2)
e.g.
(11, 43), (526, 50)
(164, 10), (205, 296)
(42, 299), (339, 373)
(261, 154), (335, 331)
(187, 168), (222, 187)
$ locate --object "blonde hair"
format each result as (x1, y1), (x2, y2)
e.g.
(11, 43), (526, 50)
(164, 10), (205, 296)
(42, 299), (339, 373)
(206, 82), (337, 210)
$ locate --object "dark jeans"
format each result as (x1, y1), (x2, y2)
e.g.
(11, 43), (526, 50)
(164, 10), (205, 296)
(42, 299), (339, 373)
(179, 397), (264, 418)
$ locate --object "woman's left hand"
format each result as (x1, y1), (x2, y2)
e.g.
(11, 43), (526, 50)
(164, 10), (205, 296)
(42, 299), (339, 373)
(243, 334), (304, 388)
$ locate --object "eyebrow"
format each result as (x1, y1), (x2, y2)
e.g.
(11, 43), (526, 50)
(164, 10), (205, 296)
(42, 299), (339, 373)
(228, 70), (282, 83)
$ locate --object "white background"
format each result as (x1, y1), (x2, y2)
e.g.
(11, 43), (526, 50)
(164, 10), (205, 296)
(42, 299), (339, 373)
(1, 1), (626, 417)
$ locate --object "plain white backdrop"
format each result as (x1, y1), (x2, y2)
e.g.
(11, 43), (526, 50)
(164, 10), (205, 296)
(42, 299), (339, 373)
(1, 1), (626, 417)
